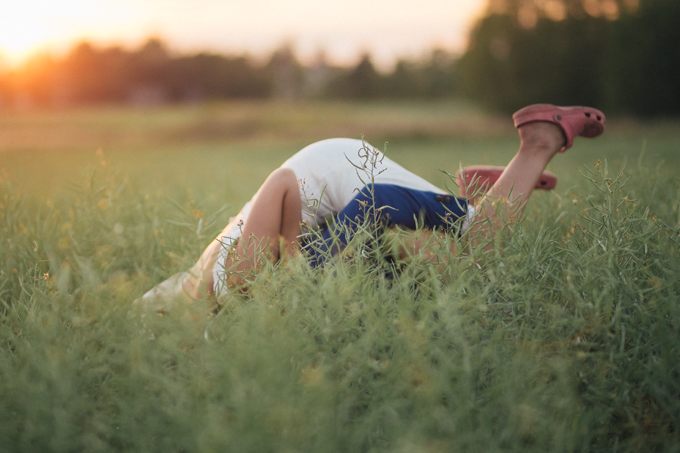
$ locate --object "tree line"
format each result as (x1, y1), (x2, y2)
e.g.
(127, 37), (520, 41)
(0, 39), (458, 109)
(1, 0), (677, 116)
(459, 0), (680, 116)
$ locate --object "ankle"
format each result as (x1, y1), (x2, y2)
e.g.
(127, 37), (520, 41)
(518, 143), (559, 162)
(518, 121), (565, 156)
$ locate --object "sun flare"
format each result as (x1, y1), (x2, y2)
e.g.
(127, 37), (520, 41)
(0, 0), (138, 67)
(0, 12), (53, 64)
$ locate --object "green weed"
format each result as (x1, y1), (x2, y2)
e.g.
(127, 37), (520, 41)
(1, 144), (679, 452)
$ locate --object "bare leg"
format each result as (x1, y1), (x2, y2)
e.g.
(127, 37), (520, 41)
(223, 167), (302, 289)
(182, 121), (567, 298)
(181, 167), (301, 299)
(470, 121), (565, 246)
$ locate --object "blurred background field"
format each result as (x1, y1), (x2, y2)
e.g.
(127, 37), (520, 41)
(2, 99), (678, 209)
(1, 0), (678, 222)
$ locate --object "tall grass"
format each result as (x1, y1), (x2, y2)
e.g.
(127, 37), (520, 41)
(1, 144), (679, 452)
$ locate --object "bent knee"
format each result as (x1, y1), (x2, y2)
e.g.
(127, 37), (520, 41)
(269, 167), (298, 188)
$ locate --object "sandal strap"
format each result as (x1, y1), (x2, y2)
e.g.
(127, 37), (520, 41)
(512, 104), (606, 152)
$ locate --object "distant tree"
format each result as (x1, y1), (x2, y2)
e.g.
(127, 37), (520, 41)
(59, 42), (108, 103)
(332, 54), (383, 99)
(49, 41), (132, 104)
(461, 14), (608, 111)
(421, 48), (458, 98)
(384, 60), (421, 98)
(364, 49), (459, 99)
(129, 38), (170, 85)
(459, 0), (680, 116)
(485, 0), (640, 25)
(168, 53), (270, 100)
(265, 43), (304, 100)
(302, 51), (339, 98)
(605, 0), (680, 115)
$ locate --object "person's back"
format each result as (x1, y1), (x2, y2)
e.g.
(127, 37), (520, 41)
(281, 138), (446, 229)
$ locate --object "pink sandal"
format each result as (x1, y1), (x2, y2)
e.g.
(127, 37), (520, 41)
(456, 165), (557, 198)
(513, 104), (606, 152)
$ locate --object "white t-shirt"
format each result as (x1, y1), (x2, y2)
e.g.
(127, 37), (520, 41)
(216, 138), (445, 254)
(282, 138), (446, 227)
(212, 138), (448, 297)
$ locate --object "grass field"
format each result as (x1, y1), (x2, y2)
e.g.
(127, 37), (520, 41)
(1, 101), (679, 451)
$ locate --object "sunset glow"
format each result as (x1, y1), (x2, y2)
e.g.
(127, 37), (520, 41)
(0, 0), (137, 65)
(0, 3), (55, 63)
(0, 0), (485, 68)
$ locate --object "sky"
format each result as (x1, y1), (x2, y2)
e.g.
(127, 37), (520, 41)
(0, 0), (486, 69)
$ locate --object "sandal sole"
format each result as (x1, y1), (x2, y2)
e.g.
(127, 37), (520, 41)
(456, 165), (557, 198)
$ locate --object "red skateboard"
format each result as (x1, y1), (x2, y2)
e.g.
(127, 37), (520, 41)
(456, 166), (557, 199)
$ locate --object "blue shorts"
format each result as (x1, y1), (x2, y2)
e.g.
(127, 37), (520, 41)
(304, 183), (469, 266)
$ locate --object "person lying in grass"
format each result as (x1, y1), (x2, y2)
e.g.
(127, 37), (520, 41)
(140, 104), (606, 309)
